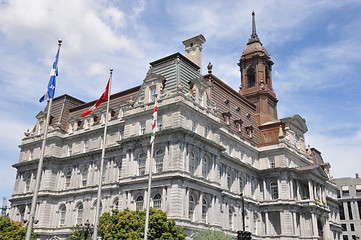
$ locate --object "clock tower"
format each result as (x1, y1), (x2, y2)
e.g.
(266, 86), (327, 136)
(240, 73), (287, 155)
(239, 12), (278, 125)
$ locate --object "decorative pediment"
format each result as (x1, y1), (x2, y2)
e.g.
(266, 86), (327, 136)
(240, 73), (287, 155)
(36, 111), (46, 120)
(281, 114), (308, 134)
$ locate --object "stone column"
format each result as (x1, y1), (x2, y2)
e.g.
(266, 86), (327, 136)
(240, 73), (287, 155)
(265, 212), (270, 235)
(263, 180), (268, 200)
(311, 213), (318, 237)
(308, 180), (314, 200)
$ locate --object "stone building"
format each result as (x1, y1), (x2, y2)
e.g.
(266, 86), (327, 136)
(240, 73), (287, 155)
(10, 13), (341, 239)
(334, 175), (361, 240)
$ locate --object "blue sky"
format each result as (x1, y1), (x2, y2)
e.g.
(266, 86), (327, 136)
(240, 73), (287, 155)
(0, 0), (360, 202)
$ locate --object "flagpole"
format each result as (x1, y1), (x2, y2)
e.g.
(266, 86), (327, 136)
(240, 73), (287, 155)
(144, 96), (157, 240)
(93, 68), (113, 240)
(25, 40), (62, 240)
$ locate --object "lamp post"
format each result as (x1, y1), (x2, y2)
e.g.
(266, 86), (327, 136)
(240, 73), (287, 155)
(80, 220), (94, 240)
(237, 193), (252, 240)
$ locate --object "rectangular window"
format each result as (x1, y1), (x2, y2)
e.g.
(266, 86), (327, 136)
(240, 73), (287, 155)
(356, 185), (361, 195)
(358, 201), (361, 220)
(204, 126), (209, 138)
(342, 224), (347, 231)
(140, 121), (146, 135)
(350, 223), (355, 231)
(157, 116), (163, 131)
(348, 202), (353, 220)
(343, 236), (349, 240)
(342, 186), (350, 196)
(149, 86), (156, 103)
(192, 120), (197, 133)
(340, 203), (345, 220)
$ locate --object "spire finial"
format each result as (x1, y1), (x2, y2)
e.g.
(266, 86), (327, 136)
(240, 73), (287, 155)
(249, 11), (260, 43)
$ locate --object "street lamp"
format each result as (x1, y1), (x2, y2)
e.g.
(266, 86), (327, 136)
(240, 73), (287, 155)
(237, 193), (252, 240)
(79, 220), (94, 240)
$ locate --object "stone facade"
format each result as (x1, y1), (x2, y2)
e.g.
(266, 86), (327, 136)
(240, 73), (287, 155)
(10, 13), (342, 240)
(334, 175), (361, 240)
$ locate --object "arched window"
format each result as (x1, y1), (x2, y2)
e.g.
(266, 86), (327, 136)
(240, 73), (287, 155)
(136, 196), (144, 210)
(189, 195), (195, 220)
(247, 68), (255, 88)
(270, 181), (278, 199)
(81, 167), (88, 187)
(93, 200), (103, 216)
(202, 198), (208, 221)
(202, 155), (209, 178)
(155, 149), (164, 173)
(65, 169), (72, 188)
(59, 204), (66, 226)
(113, 197), (119, 209)
(76, 202), (83, 225)
(189, 152), (196, 175)
(153, 194), (162, 210)
(138, 153), (147, 175)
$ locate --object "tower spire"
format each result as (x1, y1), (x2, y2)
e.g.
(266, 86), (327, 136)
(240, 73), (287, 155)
(249, 11), (260, 43)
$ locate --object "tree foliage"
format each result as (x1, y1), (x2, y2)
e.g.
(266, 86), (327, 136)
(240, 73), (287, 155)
(66, 225), (93, 240)
(98, 208), (186, 240)
(0, 216), (35, 240)
(193, 230), (233, 240)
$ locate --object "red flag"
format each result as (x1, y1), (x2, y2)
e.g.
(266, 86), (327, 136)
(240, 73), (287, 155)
(81, 78), (110, 117)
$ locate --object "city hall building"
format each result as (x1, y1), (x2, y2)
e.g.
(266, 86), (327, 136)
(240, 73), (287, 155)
(10, 13), (341, 240)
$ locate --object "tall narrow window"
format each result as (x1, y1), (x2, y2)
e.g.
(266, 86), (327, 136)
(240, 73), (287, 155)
(229, 208), (234, 229)
(59, 204), (66, 226)
(149, 86), (156, 103)
(239, 174), (244, 193)
(227, 171), (233, 190)
(157, 116), (163, 131)
(136, 196), (144, 210)
(348, 202), (353, 220)
(113, 198), (119, 209)
(247, 68), (255, 88)
(340, 203), (345, 220)
(65, 170), (72, 188)
(189, 195), (195, 220)
(189, 152), (196, 175)
(138, 153), (147, 175)
(202, 198), (208, 221)
(155, 149), (164, 173)
(83, 140), (89, 153)
(140, 121), (146, 135)
(204, 126), (209, 138)
(153, 194), (162, 210)
(81, 167), (88, 187)
(202, 155), (209, 178)
(76, 202), (83, 225)
(192, 120), (197, 133)
(270, 181), (278, 199)
(25, 173), (31, 192)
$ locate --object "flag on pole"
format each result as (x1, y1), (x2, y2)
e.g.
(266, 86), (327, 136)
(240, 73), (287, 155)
(150, 101), (158, 144)
(81, 77), (111, 117)
(39, 46), (61, 103)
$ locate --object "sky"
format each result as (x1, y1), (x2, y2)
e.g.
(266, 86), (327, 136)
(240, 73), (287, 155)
(0, 0), (360, 204)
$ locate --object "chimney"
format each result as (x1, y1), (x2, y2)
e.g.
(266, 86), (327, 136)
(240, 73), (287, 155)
(182, 34), (206, 73)
(356, 173), (359, 178)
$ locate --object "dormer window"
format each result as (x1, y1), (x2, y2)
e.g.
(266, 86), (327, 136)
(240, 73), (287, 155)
(234, 119), (243, 132)
(93, 115), (99, 124)
(77, 120), (83, 128)
(38, 121), (44, 135)
(222, 112), (232, 126)
(246, 126), (254, 138)
(149, 86), (156, 103)
(247, 68), (256, 88)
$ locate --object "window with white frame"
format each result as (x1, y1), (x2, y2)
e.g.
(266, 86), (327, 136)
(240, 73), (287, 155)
(239, 174), (244, 193)
(153, 193), (162, 210)
(189, 195), (195, 220)
(136, 196), (144, 210)
(227, 171), (233, 190)
(138, 153), (147, 175)
(59, 204), (66, 226)
(140, 121), (146, 135)
(149, 86), (156, 103)
(155, 149), (164, 173)
(76, 202), (83, 225)
(270, 181), (279, 199)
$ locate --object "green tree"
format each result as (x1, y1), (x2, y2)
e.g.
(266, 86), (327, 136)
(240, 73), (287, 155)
(66, 225), (93, 240)
(98, 208), (186, 240)
(193, 230), (233, 240)
(0, 216), (35, 240)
